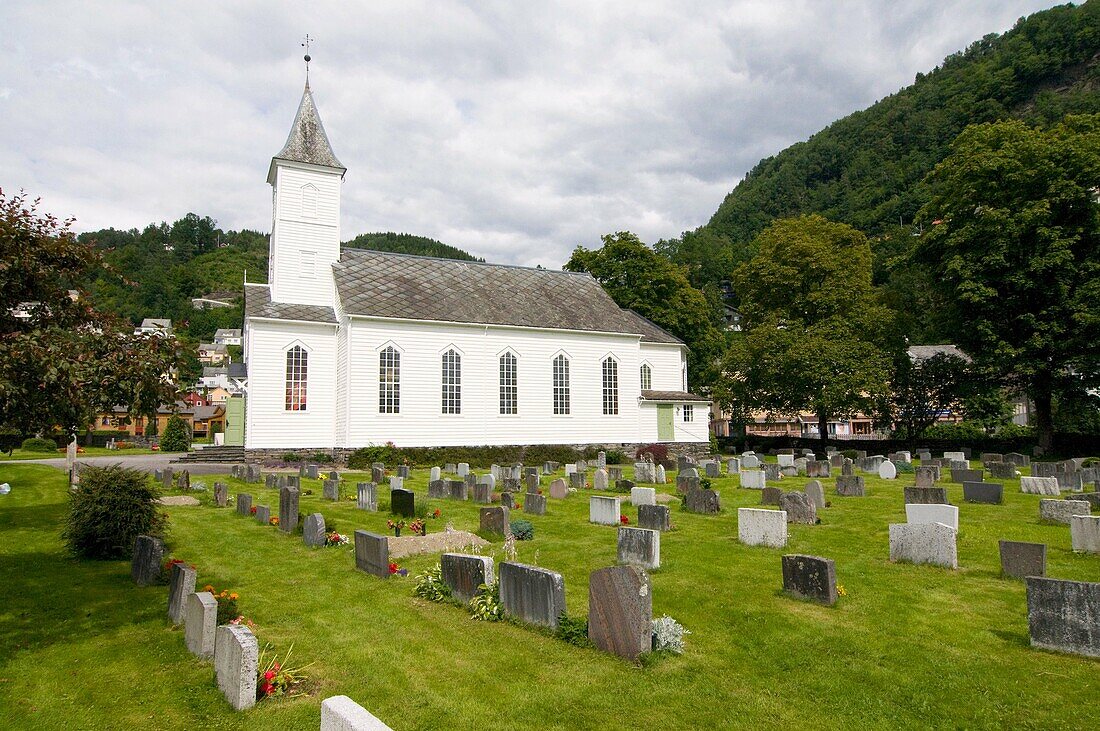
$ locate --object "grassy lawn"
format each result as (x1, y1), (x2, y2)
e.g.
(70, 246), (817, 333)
(0, 446), (160, 461)
(1, 459), (1097, 730)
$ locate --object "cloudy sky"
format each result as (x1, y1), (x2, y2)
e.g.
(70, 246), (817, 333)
(1, 1), (1060, 267)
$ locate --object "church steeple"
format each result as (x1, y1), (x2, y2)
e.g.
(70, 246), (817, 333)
(269, 83), (345, 179)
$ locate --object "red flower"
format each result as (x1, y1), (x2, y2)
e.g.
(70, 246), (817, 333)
(433, 509), (441, 518)
(620, 515), (629, 525)
(273, 662), (281, 672)
(261, 682), (274, 696)
(264, 670), (276, 681)
(388, 562), (399, 574)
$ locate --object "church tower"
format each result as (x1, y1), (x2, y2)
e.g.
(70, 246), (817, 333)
(266, 64), (345, 308)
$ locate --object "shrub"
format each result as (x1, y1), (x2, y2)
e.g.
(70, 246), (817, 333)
(554, 614), (593, 648)
(347, 443), (402, 469)
(841, 450), (859, 460)
(509, 519), (534, 541)
(281, 452), (303, 463)
(469, 582), (504, 621)
(63, 464), (167, 559)
(995, 423), (1035, 439)
(922, 421), (987, 441)
(652, 615), (690, 654)
(22, 436), (58, 453)
(159, 415), (191, 453)
(311, 452), (334, 464)
(635, 443), (669, 465)
(115, 441), (134, 450)
(605, 449), (627, 465)
(413, 565), (452, 602)
(895, 460), (915, 473)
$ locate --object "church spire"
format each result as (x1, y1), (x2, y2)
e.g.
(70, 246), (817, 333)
(271, 41), (344, 173)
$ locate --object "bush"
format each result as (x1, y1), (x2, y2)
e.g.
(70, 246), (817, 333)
(605, 449), (627, 465)
(469, 582), (504, 621)
(22, 437), (58, 453)
(311, 452), (334, 464)
(346, 443), (598, 469)
(651, 615), (690, 654)
(281, 452), (302, 463)
(995, 423), (1035, 439)
(923, 422), (987, 441)
(63, 464), (167, 559)
(115, 441), (134, 450)
(635, 443), (669, 466)
(159, 415), (191, 453)
(554, 614), (594, 648)
(509, 519), (534, 541)
(413, 565), (452, 602)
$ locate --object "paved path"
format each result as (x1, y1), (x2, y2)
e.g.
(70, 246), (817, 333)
(0, 453), (233, 476)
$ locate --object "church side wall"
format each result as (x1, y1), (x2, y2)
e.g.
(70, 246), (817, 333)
(270, 164), (341, 307)
(334, 316), (349, 447)
(636, 343), (709, 443)
(345, 318), (661, 448)
(245, 319), (338, 449)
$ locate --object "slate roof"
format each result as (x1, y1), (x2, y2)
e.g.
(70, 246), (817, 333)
(140, 318), (172, 329)
(640, 390), (710, 403)
(244, 283), (337, 324)
(332, 249), (653, 336)
(907, 344), (970, 362)
(272, 83), (344, 171)
(620, 309), (683, 345)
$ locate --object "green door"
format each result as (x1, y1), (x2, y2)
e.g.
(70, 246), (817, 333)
(224, 396), (245, 446)
(657, 404), (675, 442)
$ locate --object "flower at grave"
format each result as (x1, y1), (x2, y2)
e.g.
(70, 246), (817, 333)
(620, 514), (629, 525)
(397, 568), (408, 577)
(229, 593), (239, 600)
(250, 505), (257, 515)
(837, 584), (848, 597)
(204, 584), (214, 593)
(408, 519), (426, 536)
(516, 503), (523, 510)
(264, 670), (276, 681)
(388, 562), (399, 574)
(432, 508), (441, 519)
(270, 516), (279, 526)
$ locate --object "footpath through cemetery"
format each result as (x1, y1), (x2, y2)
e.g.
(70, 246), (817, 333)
(1, 447), (1098, 729)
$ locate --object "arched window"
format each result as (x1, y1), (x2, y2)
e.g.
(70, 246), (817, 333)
(499, 352), (517, 414)
(442, 349), (461, 414)
(379, 347), (400, 413)
(285, 346), (308, 411)
(640, 363), (652, 391)
(602, 357), (619, 415)
(552, 354), (570, 415)
(301, 184), (318, 218)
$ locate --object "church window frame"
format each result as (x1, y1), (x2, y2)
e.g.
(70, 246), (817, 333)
(602, 356), (619, 415)
(301, 183), (318, 219)
(284, 344), (308, 412)
(441, 348), (462, 414)
(640, 362), (652, 391)
(379, 346), (401, 414)
(499, 351), (518, 415)
(552, 353), (571, 415)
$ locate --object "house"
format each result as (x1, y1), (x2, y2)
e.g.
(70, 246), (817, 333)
(192, 292), (239, 310)
(92, 402), (197, 436)
(241, 72), (708, 452)
(214, 328), (243, 346)
(182, 391), (208, 408)
(135, 318), (173, 337)
(192, 404), (226, 438)
(206, 386), (231, 405)
(198, 342), (229, 365)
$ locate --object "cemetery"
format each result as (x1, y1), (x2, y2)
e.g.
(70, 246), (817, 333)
(0, 449), (1098, 728)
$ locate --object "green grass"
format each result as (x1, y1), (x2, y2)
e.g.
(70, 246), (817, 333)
(0, 446), (159, 461)
(1, 460), (1097, 730)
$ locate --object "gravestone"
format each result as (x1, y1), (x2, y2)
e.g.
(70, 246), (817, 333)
(391, 488), (415, 517)
(215, 624), (258, 710)
(726, 458), (741, 474)
(1039, 499), (1089, 524)
(740, 470), (766, 489)
(441, 553), (495, 603)
(617, 479), (637, 492)
(588, 565), (652, 661)
(943, 451), (966, 463)
(760, 486), (782, 506)
(1056, 472), (1084, 492)
(131, 535), (166, 586)
(904, 486), (949, 505)
(1020, 476), (1060, 495)
(763, 463), (782, 481)
(265, 474), (276, 489)
(184, 591), (217, 658)
(327, 470), (339, 482)
(430, 466), (441, 482)
(889, 522), (957, 569)
(835, 475), (865, 497)
(597, 451), (607, 468)
(255, 505), (271, 524)
(1070, 515), (1100, 553)
(738, 508), (788, 548)
(549, 478), (568, 499)
(742, 454), (760, 469)
(963, 481), (1003, 504)
(501, 492), (516, 509)
(917, 450), (932, 462)
(841, 459), (854, 476)
(829, 454), (845, 469)
(999, 540), (1046, 579)
(279, 486), (299, 534)
(457, 462), (469, 477)
(526, 473), (540, 493)
(655, 464), (667, 484)
(166, 562), (196, 624)
(354, 530), (389, 578)
(780, 491), (817, 524)
(428, 479), (447, 498)
(777, 454), (795, 468)
(473, 483), (492, 504)
(878, 461), (898, 480)
(905, 503), (959, 531)
(638, 504), (670, 531)
(590, 496), (621, 525)
(1004, 452), (1030, 467)
(950, 468), (983, 484)
(608, 467), (624, 483)
(914, 466), (939, 487)
(782, 554), (837, 605)
(306, 465), (320, 479)
(320, 696), (394, 731)
(372, 466), (385, 484)
(676, 473), (701, 493)
(593, 468), (609, 491)
(449, 480), (468, 501)
(807, 461), (831, 479)
(445, 463), (457, 473)
(213, 482), (228, 507)
(323, 479), (340, 501)
(1033, 462), (1062, 478)
(304, 513), (327, 547)
(570, 472), (586, 489)
(804, 480), (825, 511)
(988, 462), (1017, 480)
(781, 465), (799, 478)
(524, 493), (547, 515)
(1076, 492), (1100, 511)
(617, 527), (660, 569)
(631, 486), (656, 506)
(577, 460), (588, 472)
(235, 493), (252, 517)
(299, 464), (308, 478)
(684, 487), (720, 514)
(396, 465), (409, 478)
(705, 461), (721, 478)
(285, 475), (300, 489)
(499, 562), (566, 629)
(480, 506), (510, 534)
(1025, 577), (1100, 658)
(389, 476), (404, 491)
(360, 481), (382, 510)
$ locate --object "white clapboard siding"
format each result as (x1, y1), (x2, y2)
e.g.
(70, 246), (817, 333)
(269, 162), (342, 307)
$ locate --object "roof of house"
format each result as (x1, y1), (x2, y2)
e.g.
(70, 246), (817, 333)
(139, 318), (172, 329)
(226, 361), (248, 378)
(244, 283), (337, 324)
(195, 291), (239, 302)
(214, 328), (242, 338)
(619, 309), (683, 345)
(640, 389), (709, 403)
(201, 366), (228, 378)
(907, 344), (971, 362)
(273, 83), (344, 171)
(198, 343), (228, 352)
(192, 405), (225, 421)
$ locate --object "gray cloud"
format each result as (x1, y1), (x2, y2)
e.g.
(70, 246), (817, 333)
(0, 1), (1059, 267)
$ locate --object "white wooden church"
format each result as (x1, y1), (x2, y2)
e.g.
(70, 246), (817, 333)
(242, 74), (709, 452)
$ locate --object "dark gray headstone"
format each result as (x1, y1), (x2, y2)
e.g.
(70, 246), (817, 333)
(279, 486), (299, 533)
(354, 530), (389, 578)
(760, 487), (782, 506)
(428, 479), (448, 498)
(963, 481), (1003, 504)
(684, 487), (720, 514)
(523, 492), (546, 515)
(903, 486), (948, 505)
(806, 461), (830, 479)
(480, 506), (510, 534)
(501, 492), (516, 509)
(988, 462), (1017, 480)
(588, 565), (652, 661)
(763, 463), (781, 481)
(285, 475), (300, 489)
(322, 479), (340, 501)
(396, 465), (410, 478)
(213, 482), (228, 507)
(499, 561), (566, 628)
(236, 493), (252, 516)
(255, 505), (271, 524)
(441, 553), (494, 603)
(303, 513), (327, 547)
(782, 554), (837, 605)
(835, 475), (865, 497)
(306, 465), (319, 479)
(570, 471), (586, 489)
(1026, 577), (1100, 658)
(131, 535), (165, 586)
(780, 491), (817, 524)
(391, 488), (415, 517)
(913, 466), (938, 487)
(525, 473), (540, 493)
(449, 480), (468, 501)
(473, 484), (492, 504)
(617, 527), (660, 569)
(705, 462), (720, 478)
(999, 540), (1046, 579)
(616, 479), (636, 491)
(950, 468), (983, 484)
(638, 504), (670, 531)
(166, 561), (196, 624)
(372, 466), (385, 484)
(1075, 493), (1100, 511)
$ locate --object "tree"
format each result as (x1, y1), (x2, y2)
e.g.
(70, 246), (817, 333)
(565, 232), (726, 391)
(159, 414), (191, 453)
(878, 350), (973, 439)
(0, 190), (184, 436)
(717, 215), (892, 442)
(916, 115), (1100, 450)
